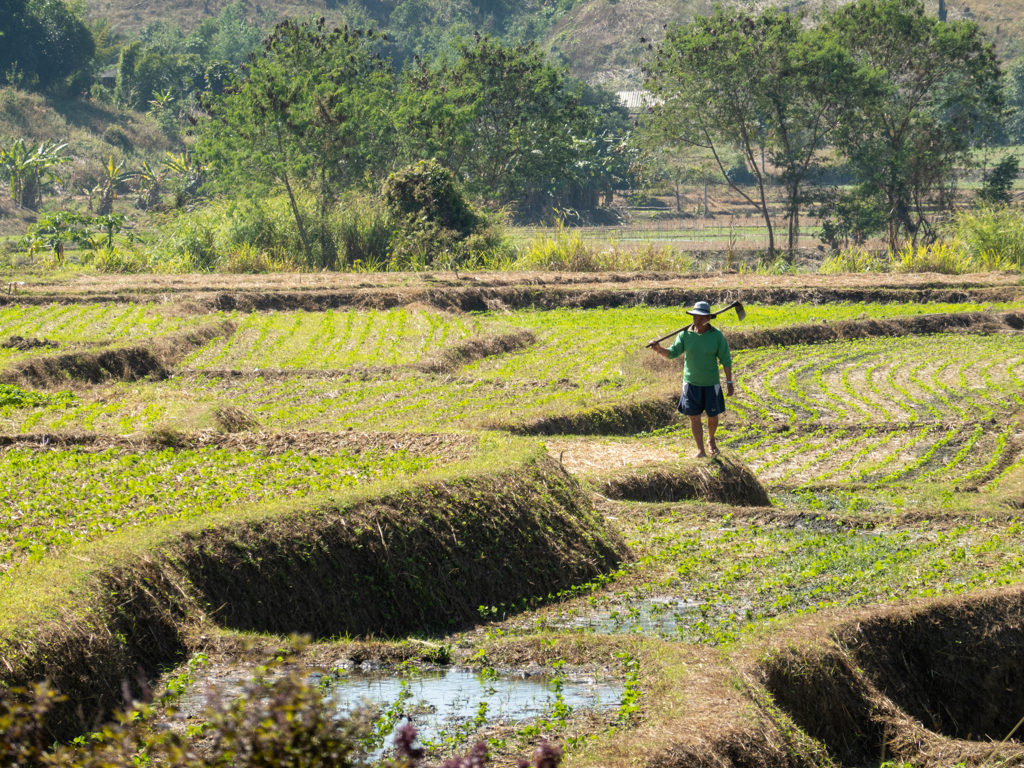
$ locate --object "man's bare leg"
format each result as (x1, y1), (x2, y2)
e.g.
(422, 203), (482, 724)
(708, 415), (720, 455)
(689, 414), (706, 458)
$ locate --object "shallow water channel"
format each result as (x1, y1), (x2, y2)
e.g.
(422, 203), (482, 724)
(175, 665), (623, 753)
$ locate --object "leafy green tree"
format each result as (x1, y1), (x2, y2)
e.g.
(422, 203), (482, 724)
(397, 38), (596, 214)
(978, 155), (1019, 205)
(644, 8), (868, 256)
(199, 18), (396, 268)
(0, 0), (95, 93)
(114, 40), (203, 111)
(823, 0), (1004, 251)
(1003, 57), (1024, 144)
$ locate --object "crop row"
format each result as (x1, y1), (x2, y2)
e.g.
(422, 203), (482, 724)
(735, 334), (1024, 426)
(186, 309), (487, 370)
(2, 322), (1020, 440)
(0, 303), (211, 346)
(717, 420), (1019, 489)
(0, 446), (434, 580)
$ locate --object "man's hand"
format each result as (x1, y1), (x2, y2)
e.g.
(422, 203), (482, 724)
(726, 382), (735, 397)
(648, 342), (667, 357)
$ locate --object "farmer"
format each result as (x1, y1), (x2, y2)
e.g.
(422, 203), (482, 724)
(648, 300), (734, 458)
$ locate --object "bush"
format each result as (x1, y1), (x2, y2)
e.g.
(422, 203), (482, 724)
(87, 245), (151, 273)
(819, 247), (889, 274)
(514, 222), (691, 272)
(219, 243), (300, 273)
(383, 159), (490, 268)
(101, 124), (131, 151)
(889, 241), (976, 274)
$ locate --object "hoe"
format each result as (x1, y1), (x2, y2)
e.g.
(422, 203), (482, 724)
(645, 300), (747, 348)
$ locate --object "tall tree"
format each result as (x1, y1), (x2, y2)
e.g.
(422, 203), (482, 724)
(199, 18), (396, 268)
(643, 8), (866, 256)
(397, 38), (596, 214)
(823, 0), (1003, 251)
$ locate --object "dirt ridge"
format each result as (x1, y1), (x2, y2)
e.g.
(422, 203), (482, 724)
(0, 429), (479, 458)
(0, 284), (1019, 313)
(756, 587), (1024, 765)
(727, 309), (1024, 350)
(1, 320), (237, 387)
(592, 455), (771, 506)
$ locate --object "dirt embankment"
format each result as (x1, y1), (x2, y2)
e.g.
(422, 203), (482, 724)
(1, 321), (236, 387)
(0, 277), (1019, 314)
(0, 450), (628, 741)
(188, 284), (1024, 314)
(591, 455), (771, 506)
(594, 587), (1024, 768)
(0, 429), (479, 460)
(755, 587), (1024, 766)
(727, 309), (1024, 350)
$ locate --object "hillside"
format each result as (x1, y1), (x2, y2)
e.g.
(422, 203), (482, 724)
(81, 0), (1020, 89)
(544, 0), (983, 87)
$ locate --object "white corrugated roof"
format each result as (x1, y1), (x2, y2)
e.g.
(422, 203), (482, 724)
(616, 90), (662, 112)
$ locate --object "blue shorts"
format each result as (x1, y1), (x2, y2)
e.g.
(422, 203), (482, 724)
(679, 383), (726, 417)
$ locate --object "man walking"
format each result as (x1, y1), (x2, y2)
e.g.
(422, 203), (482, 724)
(649, 301), (734, 458)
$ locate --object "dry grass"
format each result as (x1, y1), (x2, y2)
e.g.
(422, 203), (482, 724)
(591, 455), (772, 506)
(545, 439), (680, 474)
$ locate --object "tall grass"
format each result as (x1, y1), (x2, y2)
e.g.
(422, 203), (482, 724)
(821, 205), (1024, 275)
(513, 222), (693, 272)
(942, 205), (1024, 269)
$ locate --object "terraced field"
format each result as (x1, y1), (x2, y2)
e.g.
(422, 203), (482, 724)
(4, 270), (1024, 768)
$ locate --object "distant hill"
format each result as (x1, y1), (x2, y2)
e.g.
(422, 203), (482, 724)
(82, 0), (1024, 89)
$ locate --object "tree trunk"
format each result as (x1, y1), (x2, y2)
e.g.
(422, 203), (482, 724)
(276, 129), (314, 266)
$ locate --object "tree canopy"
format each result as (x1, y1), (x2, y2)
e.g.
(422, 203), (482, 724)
(0, 0), (95, 93)
(643, 0), (1004, 254)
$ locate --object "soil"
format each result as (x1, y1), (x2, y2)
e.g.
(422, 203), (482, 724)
(0, 335), (58, 351)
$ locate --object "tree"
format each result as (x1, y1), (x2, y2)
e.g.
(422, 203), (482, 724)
(199, 18), (396, 268)
(0, 0), (95, 93)
(823, 0), (1004, 251)
(643, 8), (867, 256)
(397, 38), (597, 214)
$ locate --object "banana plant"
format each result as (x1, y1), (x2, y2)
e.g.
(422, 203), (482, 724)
(135, 160), (166, 210)
(162, 149), (207, 199)
(0, 139), (68, 209)
(147, 87), (175, 116)
(92, 155), (136, 215)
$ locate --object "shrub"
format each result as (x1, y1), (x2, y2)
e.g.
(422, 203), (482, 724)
(219, 243), (300, 273)
(87, 245), (150, 273)
(383, 159), (489, 268)
(383, 159), (480, 237)
(889, 241), (975, 274)
(101, 124), (131, 151)
(819, 247), (889, 274)
(513, 222), (689, 272)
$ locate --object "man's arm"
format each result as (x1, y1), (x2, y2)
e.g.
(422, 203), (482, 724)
(723, 366), (734, 397)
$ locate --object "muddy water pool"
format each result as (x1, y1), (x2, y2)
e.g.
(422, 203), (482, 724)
(172, 665), (623, 753)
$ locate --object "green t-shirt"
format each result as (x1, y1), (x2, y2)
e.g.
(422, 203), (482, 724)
(666, 326), (732, 386)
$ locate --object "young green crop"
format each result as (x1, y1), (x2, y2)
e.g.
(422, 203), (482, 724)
(0, 446), (433, 580)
